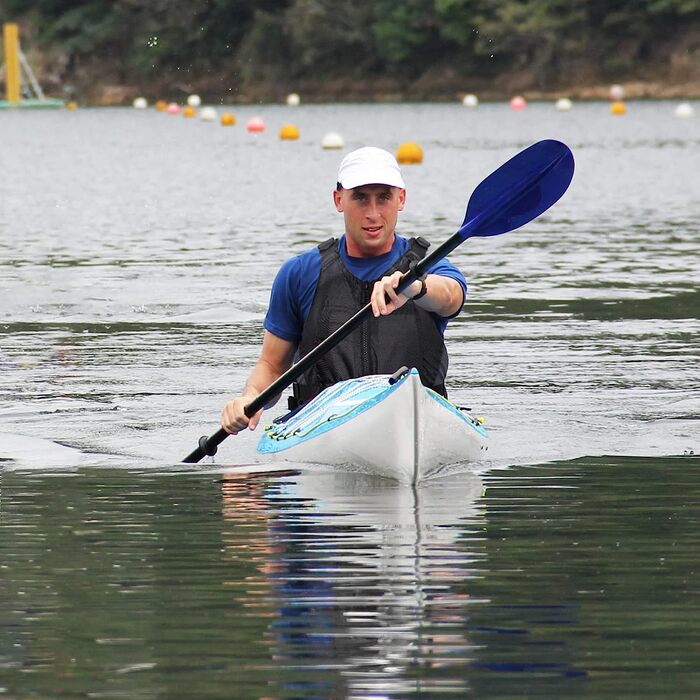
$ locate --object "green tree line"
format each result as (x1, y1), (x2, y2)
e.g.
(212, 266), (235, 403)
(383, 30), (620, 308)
(2, 0), (700, 97)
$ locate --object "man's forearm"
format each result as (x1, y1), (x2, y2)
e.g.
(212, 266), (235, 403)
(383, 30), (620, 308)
(413, 275), (464, 317)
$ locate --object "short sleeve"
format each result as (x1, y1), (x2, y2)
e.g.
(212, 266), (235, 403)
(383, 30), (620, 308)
(263, 249), (322, 342)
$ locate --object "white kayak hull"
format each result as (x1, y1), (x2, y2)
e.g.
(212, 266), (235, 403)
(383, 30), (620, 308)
(257, 368), (488, 483)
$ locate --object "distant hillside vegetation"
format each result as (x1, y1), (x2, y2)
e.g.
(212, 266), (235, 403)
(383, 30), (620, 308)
(2, 0), (699, 101)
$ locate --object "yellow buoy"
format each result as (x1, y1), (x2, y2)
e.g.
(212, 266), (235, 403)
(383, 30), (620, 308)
(221, 112), (236, 126)
(610, 101), (627, 115)
(66, 101), (78, 111)
(396, 142), (423, 165)
(183, 105), (196, 118)
(279, 123), (300, 140)
(155, 100), (167, 111)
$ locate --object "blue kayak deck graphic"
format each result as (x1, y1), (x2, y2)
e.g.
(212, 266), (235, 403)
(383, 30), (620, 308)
(258, 369), (487, 455)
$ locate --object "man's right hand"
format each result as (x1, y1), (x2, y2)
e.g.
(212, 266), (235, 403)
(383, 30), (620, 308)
(220, 331), (297, 436)
(221, 395), (263, 435)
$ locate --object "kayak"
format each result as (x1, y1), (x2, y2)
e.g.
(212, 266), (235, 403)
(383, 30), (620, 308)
(257, 367), (488, 483)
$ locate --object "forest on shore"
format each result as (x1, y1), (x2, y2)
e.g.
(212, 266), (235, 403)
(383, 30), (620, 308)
(3, 0), (700, 103)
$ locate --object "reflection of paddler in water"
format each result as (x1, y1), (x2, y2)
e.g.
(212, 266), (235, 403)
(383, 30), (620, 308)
(220, 469), (483, 696)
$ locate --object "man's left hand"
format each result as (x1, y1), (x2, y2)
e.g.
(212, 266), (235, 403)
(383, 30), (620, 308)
(371, 271), (422, 318)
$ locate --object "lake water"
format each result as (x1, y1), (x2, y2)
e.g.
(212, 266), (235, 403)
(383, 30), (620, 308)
(1, 101), (699, 697)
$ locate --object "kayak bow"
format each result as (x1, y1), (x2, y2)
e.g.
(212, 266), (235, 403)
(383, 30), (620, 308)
(257, 368), (488, 483)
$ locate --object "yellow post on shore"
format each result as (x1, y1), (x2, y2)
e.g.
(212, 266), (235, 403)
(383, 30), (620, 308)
(3, 23), (21, 103)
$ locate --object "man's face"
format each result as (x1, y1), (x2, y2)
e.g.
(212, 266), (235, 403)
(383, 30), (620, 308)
(333, 184), (406, 258)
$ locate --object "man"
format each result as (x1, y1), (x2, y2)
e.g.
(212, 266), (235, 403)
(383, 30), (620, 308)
(221, 146), (467, 435)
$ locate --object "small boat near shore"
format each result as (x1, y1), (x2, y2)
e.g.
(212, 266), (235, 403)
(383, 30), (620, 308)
(257, 367), (488, 483)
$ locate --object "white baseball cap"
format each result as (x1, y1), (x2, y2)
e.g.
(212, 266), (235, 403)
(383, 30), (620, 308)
(337, 146), (405, 189)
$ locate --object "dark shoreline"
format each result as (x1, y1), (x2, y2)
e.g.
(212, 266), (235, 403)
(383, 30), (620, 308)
(39, 61), (700, 106)
(80, 78), (700, 106)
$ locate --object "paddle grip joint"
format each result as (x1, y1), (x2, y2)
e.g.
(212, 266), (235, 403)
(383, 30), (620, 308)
(198, 435), (218, 457)
(408, 260), (428, 281)
(395, 264), (423, 298)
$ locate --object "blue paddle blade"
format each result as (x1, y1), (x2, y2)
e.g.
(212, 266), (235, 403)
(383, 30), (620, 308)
(460, 139), (574, 239)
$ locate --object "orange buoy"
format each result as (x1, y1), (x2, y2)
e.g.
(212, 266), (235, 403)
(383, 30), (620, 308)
(183, 105), (196, 118)
(155, 100), (168, 111)
(610, 101), (627, 115)
(279, 123), (300, 140)
(220, 112), (236, 126)
(396, 142), (423, 164)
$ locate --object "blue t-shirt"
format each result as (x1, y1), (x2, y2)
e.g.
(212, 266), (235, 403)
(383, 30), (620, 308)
(264, 234), (467, 343)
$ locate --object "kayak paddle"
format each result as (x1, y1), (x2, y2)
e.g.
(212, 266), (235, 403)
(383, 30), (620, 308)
(182, 139), (574, 463)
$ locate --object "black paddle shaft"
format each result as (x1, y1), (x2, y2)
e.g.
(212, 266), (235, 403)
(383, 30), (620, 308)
(181, 236), (459, 464)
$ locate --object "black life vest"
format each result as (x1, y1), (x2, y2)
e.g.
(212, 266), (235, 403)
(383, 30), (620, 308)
(290, 236), (449, 408)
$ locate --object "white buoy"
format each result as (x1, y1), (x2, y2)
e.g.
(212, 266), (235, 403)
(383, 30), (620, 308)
(674, 102), (694, 118)
(200, 106), (217, 122)
(609, 84), (625, 101)
(462, 94), (479, 108)
(321, 132), (345, 149)
(555, 97), (573, 111)
(133, 96), (148, 109)
(187, 94), (202, 107)
(286, 93), (301, 106)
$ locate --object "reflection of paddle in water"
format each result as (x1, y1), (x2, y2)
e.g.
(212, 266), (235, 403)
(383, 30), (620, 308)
(220, 469), (485, 697)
